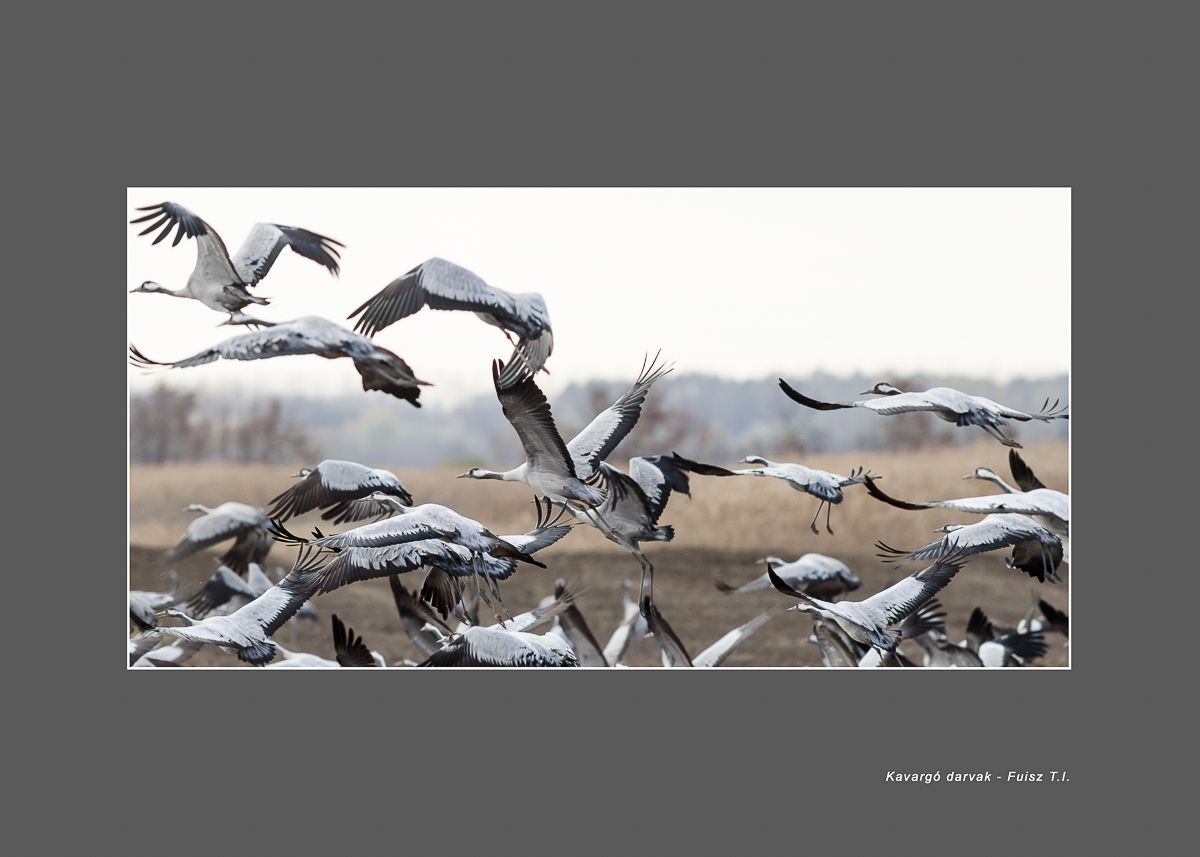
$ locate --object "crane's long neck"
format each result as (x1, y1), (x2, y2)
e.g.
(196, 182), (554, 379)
(163, 609), (199, 626)
(972, 472), (1017, 493)
(141, 281), (189, 298)
(470, 469), (517, 481)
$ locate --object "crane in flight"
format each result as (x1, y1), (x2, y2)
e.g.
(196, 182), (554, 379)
(778, 379), (1067, 448)
(130, 201), (342, 326)
(348, 257), (553, 386)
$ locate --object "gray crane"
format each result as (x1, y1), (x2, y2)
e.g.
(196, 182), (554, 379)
(779, 379), (1067, 448)
(731, 456), (873, 534)
(130, 201), (342, 325)
(766, 552), (969, 655)
(716, 553), (862, 601)
(347, 257), (553, 386)
(161, 502), (273, 576)
(268, 459), (414, 524)
(458, 353), (673, 514)
(130, 316), (430, 407)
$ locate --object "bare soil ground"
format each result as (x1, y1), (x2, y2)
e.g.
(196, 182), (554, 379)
(129, 438), (1069, 668)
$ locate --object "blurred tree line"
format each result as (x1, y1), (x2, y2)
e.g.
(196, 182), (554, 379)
(130, 384), (319, 464)
(129, 372), (1067, 467)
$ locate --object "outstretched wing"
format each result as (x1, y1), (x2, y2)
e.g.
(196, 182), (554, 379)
(692, 607), (778, 668)
(131, 202), (243, 287)
(331, 614), (378, 667)
(268, 460), (410, 522)
(131, 321), (327, 371)
(860, 554), (968, 627)
(778, 379), (855, 410)
(500, 497), (576, 555)
(630, 452), (734, 524)
(567, 353), (673, 480)
(1008, 449), (1048, 492)
(186, 565), (260, 617)
(350, 258), (518, 335)
(162, 505), (269, 566)
(642, 596), (693, 667)
(552, 578), (607, 666)
(231, 222), (343, 286)
(131, 201), (216, 248)
(492, 360), (576, 479)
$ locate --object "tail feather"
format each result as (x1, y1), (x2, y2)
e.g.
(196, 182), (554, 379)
(238, 641), (277, 666)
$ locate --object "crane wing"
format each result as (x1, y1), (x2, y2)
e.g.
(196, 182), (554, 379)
(567, 353), (673, 480)
(350, 258), (517, 335)
(231, 222), (343, 286)
(493, 360), (577, 479)
(859, 555), (967, 627)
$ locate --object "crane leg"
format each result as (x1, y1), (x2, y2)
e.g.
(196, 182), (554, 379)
(824, 501), (835, 535)
(472, 555), (502, 627)
(809, 502), (823, 535)
(582, 505), (621, 543)
(487, 574), (511, 625)
(637, 553), (655, 617)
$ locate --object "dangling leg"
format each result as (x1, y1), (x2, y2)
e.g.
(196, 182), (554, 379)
(486, 573), (511, 626)
(809, 501), (824, 535)
(981, 421), (1021, 448)
(824, 501), (835, 535)
(583, 505), (621, 543)
(636, 551), (655, 617)
(472, 554), (499, 623)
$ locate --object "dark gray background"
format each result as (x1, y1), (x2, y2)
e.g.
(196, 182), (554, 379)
(12, 2), (1184, 851)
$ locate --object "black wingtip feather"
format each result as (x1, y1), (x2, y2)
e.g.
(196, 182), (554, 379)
(766, 565), (807, 599)
(778, 379), (845, 410)
(864, 477), (926, 511)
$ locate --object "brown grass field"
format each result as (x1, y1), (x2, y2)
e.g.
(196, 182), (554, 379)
(128, 438), (1069, 667)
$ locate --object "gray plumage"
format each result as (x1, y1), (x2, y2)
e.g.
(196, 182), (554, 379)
(268, 460), (414, 524)
(602, 580), (648, 666)
(692, 607), (780, 667)
(130, 201), (342, 324)
(716, 553), (862, 602)
(274, 498), (571, 600)
(417, 589), (580, 667)
(389, 575), (453, 658)
(569, 451), (729, 607)
(347, 257), (553, 385)
(459, 353), (673, 510)
(808, 617), (865, 667)
(129, 571), (188, 631)
(779, 379), (1067, 448)
(732, 456), (873, 534)
(152, 562), (325, 666)
(551, 579), (608, 666)
(876, 513), (1064, 583)
(130, 316), (430, 407)
(768, 553), (969, 653)
(161, 502), (273, 575)
(641, 596), (692, 667)
(865, 470), (1069, 561)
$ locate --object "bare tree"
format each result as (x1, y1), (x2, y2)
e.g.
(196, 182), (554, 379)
(130, 386), (318, 464)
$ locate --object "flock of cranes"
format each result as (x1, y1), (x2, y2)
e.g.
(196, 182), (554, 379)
(128, 200), (1070, 668)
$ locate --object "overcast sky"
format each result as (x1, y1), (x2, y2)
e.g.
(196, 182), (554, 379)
(127, 187), (1070, 407)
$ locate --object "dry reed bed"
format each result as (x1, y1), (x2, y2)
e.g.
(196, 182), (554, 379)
(130, 438), (1068, 559)
(128, 438), (1070, 667)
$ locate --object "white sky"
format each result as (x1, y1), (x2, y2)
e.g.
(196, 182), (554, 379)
(127, 187), (1070, 407)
